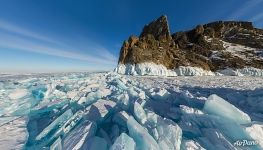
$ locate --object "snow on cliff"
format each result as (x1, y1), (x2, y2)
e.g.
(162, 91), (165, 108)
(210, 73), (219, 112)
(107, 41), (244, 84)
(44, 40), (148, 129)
(115, 63), (263, 77)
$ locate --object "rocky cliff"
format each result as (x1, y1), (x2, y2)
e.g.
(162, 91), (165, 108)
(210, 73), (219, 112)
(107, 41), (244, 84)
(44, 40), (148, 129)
(117, 15), (263, 76)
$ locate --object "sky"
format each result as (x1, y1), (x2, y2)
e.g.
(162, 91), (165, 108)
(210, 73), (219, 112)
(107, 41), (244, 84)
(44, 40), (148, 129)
(0, 0), (263, 73)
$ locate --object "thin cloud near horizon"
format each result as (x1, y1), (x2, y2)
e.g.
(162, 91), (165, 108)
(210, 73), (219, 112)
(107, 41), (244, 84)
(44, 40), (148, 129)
(0, 20), (118, 67)
(226, 0), (263, 23)
(1, 0), (263, 73)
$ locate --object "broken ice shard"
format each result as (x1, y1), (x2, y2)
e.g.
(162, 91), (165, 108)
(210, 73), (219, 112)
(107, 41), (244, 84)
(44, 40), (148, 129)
(150, 88), (170, 101)
(200, 128), (235, 149)
(110, 133), (136, 150)
(133, 101), (147, 124)
(156, 118), (182, 150)
(115, 93), (130, 110)
(127, 116), (160, 150)
(180, 139), (205, 150)
(32, 86), (47, 101)
(203, 94), (251, 124)
(81, 136), (108, 150)
(50, 137), (62, 150)
(113, 79), (128, 90)
(215, 118), (262, 150)
(63, 121), (97, 150)
(145, 109), (182, 150)
(112, 111), (130, 127)
(109, 124), (120, 142)
(35, 109), (73, 141)
(99, 128), (112, 146)
(77, 88), (111, 105)
(55, 84), (71, 93)
(85, 99), (116, 122)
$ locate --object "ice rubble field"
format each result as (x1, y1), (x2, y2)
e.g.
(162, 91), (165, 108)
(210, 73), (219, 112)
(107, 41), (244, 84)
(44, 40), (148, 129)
(0, 72), (263, 150)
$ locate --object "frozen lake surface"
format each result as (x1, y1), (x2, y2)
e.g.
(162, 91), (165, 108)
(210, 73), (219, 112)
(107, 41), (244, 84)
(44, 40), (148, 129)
(0, 72), (263, 150)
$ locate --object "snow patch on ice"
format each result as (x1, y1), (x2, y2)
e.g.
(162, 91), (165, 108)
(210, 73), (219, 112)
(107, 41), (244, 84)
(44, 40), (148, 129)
(8, 89), (28, 99)
(245, 123), (263, 148)
(181, 139), (205, 150)
(0, 117), (28, 150)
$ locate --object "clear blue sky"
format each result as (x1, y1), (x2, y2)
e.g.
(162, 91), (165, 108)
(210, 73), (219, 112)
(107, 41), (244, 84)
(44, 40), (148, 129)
(0, 0), (262, 73)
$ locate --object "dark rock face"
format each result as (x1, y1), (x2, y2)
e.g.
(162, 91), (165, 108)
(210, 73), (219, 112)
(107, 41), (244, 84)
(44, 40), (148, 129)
(140, 15), (172, 41)
(118, 15), (263, 71)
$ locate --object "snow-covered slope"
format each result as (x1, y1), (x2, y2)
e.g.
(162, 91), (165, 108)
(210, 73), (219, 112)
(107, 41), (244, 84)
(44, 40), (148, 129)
(222, 41), (263, 61)
(0, 72), (263, 149)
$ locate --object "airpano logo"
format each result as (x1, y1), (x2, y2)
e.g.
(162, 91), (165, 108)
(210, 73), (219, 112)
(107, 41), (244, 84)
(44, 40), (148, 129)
(233, 139), (259, 147)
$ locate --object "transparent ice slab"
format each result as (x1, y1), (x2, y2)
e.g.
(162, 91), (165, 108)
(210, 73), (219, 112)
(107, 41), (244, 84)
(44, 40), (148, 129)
(110, 133), (136, 150)
(203, 94), (251, 124)
(127, 116), (160, 150)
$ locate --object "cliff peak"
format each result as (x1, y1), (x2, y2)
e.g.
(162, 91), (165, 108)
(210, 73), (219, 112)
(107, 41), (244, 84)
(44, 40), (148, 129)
(117, 15), (263, 74)
(140, 15), (171, 41)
